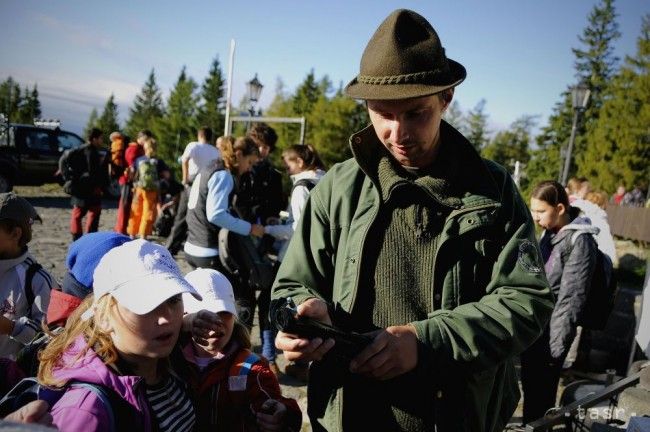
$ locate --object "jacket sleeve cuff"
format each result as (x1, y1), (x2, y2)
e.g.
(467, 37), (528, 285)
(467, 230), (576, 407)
(410, 318), (445, 356)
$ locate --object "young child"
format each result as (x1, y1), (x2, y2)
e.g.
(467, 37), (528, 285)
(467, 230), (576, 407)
(520, 180), (599, 424)
(46, 231), (132, 328)
(181, 268), (302, 432)
(0, 192), (56, 359)
(37, 239), (202, 432)
(127, 137), (171, 239)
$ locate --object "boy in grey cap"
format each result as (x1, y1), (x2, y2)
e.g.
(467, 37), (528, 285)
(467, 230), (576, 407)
(0, 192), (56, 359)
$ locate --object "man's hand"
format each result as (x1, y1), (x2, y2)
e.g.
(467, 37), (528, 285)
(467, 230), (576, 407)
(275, 298), (335, 362)
(349, 324), (418, 380)
(183, 310), (222, 346)
(4, 400), (53, 426)
(255, 399), (287, 432)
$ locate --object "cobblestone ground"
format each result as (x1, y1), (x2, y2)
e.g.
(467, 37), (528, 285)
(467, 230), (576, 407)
(16, 186), (310, 430)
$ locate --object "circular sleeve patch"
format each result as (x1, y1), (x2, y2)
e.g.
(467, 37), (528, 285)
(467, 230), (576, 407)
(517, 240), (543, 273)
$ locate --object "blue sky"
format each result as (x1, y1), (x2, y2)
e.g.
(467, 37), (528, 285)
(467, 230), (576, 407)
(0, 0), (647, 136)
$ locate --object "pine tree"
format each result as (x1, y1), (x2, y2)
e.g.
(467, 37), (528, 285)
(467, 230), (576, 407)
(83, 108), (99, 141)
(573, 0), (621, 168)
(125, 69), (165, 139)
(443, 100), (464, 133)
(0, 77), (22, 122)
(96, 94), (120, 146)
(579, 14), (650, 194)
(526, 0), (620, 191)
(155, 67), (199, 173)
(465, 99), (490, 151)
(16, 85), (42, 124)
(196, 56), (226, 137)
(292, 70), (323, 115)
(482, 115), (538, 191)
(310, 93), (368, 167)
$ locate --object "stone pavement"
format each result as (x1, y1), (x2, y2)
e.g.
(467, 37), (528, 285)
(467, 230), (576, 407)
(16, 187), (311, 430)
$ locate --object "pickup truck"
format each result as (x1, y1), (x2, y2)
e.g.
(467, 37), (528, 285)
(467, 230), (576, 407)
(0, 122), (86, 192)
(0, 122), (119, 197)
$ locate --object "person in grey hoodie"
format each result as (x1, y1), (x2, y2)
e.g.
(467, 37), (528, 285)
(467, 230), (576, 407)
(521, 180), (599, 424)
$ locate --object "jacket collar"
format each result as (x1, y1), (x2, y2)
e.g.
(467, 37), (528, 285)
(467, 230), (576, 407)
(52, 335), (143, 404)
(349, 120), (501, 210)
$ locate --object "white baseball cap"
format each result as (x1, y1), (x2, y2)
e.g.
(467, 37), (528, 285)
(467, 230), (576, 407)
(183, 268), (237, 317)
(91, 239), (202, 315)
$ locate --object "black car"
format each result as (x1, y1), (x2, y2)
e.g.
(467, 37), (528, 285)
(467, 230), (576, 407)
(0, 122), (85, 193)
(0, 121), (120, 197)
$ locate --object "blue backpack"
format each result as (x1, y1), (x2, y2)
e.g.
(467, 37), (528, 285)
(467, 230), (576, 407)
(0, 378), (137, 431)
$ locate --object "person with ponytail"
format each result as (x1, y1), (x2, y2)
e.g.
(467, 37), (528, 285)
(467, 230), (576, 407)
(183, 136), (264, 327)
(38, 239), (201, 432)
(520, 180), (599, 424)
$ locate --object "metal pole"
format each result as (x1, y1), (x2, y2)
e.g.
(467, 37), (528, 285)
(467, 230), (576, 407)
(299, 117), (306, 145)
(561, 109), (580, 186)
(224, 39), (236, 136)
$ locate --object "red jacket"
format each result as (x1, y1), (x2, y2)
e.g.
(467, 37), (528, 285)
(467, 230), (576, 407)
(179, 341), (302, 432)
(119, 142), (144, 185)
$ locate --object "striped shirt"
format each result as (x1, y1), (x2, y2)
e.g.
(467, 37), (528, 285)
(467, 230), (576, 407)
(145, 375), (195, 432)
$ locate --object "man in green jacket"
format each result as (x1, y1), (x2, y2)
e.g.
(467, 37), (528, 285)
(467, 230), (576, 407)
(272, 9), (554, 432)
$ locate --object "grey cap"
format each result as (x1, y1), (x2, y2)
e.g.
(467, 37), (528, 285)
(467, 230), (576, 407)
(0, 192), (42, 225)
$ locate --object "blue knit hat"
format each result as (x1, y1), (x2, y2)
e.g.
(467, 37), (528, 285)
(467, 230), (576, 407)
(64, 232), (132, 297)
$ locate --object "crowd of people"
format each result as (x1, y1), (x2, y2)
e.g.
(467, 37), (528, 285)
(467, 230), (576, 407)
(0, 8), (645, 432)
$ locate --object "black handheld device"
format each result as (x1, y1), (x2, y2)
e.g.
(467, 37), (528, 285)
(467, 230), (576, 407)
(271, 297), (373, 360)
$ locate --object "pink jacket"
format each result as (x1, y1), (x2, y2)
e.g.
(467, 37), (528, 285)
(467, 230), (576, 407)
(49, 335), (152, 432)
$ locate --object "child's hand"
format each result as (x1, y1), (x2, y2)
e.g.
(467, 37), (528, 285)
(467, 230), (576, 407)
(184, 310), (222, 345)
(256, 399), (287, 432)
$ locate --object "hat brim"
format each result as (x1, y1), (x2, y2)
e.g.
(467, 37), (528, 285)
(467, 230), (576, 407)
(112, 273), (202, 315)
(183, 293), (238, 318)
(345, 58), (466, 100)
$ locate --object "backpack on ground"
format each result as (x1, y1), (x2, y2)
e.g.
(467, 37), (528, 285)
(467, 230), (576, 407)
(571, 231), (617, 331)
(218, 229), (275, 291)
(0, 377), (138, 431)
(136, 158), (159, 191)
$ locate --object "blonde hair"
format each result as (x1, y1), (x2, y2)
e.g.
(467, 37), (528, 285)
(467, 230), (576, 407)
(220, 136), (259, 173)
(143, 137), (157, 157)
(586, 191), (608, 209)
(38, 295), (120, 387)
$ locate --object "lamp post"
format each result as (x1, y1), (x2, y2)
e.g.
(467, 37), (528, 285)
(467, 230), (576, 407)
(560, 81), (591, 185)
(246, 74), (263, 130)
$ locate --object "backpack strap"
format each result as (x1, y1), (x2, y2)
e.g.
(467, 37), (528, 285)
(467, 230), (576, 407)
(291, 178), (316, 194)
(227, 350), (261, 393)
(23, 262), (42, 317)
(69, 383), (116, 432)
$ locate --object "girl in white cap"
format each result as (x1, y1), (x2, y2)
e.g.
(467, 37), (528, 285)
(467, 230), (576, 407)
(181, 268), (302, 432)
(37, 239), (202, 432)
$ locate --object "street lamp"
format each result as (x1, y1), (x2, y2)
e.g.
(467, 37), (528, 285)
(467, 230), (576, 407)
(560, 81), (591, 185)
(246, 74), (263, 128)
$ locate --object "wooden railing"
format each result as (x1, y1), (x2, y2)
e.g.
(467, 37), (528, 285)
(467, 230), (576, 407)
(606, 206), (650, 242)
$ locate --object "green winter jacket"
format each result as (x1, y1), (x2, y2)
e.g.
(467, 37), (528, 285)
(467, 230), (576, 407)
(272, 121), (553, 432)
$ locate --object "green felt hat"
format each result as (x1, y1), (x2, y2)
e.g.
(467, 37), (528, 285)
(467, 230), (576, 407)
(345, 9), (466, 100)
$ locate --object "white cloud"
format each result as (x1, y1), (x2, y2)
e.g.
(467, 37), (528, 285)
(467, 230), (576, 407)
(33, 13), (113, 52)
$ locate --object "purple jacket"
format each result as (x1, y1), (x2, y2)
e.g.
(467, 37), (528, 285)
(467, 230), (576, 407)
(49, 335), (153, 432)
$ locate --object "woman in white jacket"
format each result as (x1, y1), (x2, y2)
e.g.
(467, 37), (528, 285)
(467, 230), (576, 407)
(264, 144), (326, 261)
